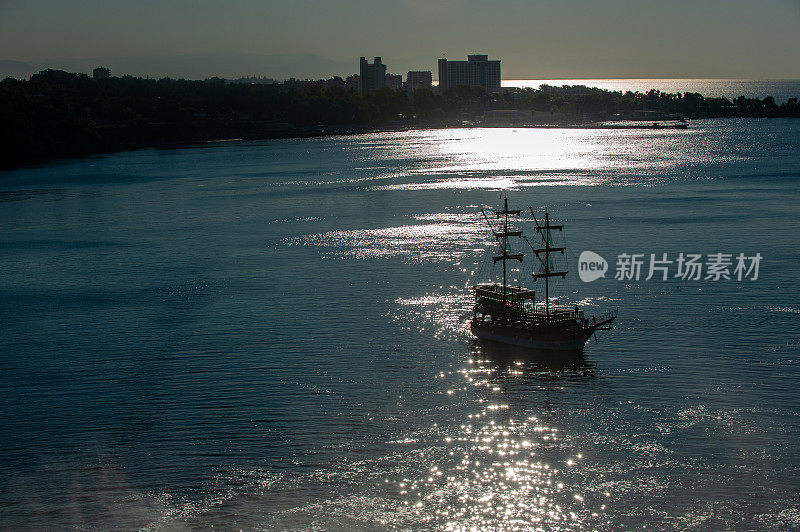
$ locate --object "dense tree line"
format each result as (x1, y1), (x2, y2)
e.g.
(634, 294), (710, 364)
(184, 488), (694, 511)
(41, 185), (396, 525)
(506, 85), (800, 121)
(1, 70), (798, 168)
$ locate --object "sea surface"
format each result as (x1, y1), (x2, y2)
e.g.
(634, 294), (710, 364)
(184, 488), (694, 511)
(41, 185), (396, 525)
(1, 119), (799, 530)
(504, 79), (800, 103)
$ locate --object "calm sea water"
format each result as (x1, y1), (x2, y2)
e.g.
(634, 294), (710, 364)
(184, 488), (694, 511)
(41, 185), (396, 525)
(1, 119), (799, 530)
(504, 79), (800, 103)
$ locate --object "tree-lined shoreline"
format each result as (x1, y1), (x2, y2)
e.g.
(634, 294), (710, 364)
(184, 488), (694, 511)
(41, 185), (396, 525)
(2, 70), (799, 170)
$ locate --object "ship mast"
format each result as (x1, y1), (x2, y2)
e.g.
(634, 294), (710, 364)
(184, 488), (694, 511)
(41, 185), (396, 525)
(484, 198), (523, 303)
(528, 207), (567, 319)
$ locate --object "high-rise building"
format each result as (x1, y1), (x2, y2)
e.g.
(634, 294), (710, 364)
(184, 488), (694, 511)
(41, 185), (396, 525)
(359, 56), (386, 92)
(93, 67), (110, 80)
(385, 73), (402, 91)
(437, 54), (500, 93)
(405, 71), (433, 93)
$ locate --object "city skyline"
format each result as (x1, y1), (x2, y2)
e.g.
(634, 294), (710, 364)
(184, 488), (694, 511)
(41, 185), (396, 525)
(1, 0), (800, 80)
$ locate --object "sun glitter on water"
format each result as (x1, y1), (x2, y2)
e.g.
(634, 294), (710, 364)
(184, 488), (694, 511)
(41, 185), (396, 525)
(389, 353), (610, 531)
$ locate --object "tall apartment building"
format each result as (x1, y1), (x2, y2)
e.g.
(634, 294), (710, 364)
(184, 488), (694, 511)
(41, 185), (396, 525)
(405, 70), (433, 93)
(359, 56), (386, 92)
(437, 54), (500, 93)
(385, 73), (402, 91)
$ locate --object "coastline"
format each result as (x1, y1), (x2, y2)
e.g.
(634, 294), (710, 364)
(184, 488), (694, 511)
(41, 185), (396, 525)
(2, 70), (799, 172)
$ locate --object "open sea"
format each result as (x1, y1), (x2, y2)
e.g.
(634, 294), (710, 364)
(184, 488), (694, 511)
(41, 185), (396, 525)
(1, 118), (800, 530)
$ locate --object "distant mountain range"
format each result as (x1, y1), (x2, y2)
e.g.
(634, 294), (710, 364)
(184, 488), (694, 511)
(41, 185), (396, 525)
(0, 54), (362, 80)
(0, 60), (35, 79)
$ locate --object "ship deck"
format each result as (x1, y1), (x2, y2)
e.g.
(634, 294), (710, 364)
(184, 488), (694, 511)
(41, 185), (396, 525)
(473, 283), (587, 324)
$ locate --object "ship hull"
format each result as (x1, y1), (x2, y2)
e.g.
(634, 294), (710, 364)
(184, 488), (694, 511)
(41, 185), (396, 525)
(470, 319), (593, 352)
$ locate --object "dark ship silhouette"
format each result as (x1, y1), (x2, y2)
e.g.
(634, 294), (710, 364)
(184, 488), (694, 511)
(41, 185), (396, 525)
(471, 198), (616, 351)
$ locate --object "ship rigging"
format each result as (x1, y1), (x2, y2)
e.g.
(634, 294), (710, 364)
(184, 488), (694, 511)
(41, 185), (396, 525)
(471, 197), (617, 351)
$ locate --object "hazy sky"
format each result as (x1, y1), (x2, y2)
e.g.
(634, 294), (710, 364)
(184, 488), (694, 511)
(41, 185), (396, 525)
(1, 0), (799, 79)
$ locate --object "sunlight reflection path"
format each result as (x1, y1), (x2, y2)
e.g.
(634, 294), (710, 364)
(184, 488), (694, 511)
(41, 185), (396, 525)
(365, 127), (711, 191)
(391, 354), (610, 531)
